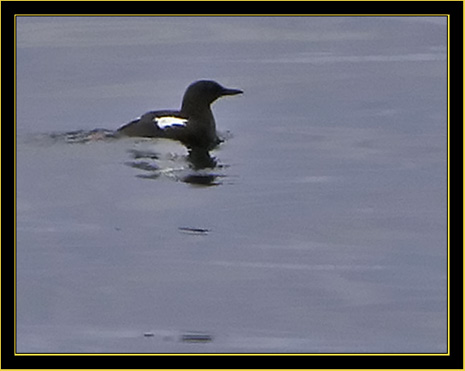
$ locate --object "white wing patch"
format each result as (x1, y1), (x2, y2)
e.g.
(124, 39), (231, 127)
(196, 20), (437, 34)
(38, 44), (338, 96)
(155, 116), (188, 129)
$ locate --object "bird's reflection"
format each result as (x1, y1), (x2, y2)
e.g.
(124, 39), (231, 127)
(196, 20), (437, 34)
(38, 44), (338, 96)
(187, 148), (217, 170)
(126, 146), (224, 186)
(184, 148), (222, 186)
(43, 129), (226, 186)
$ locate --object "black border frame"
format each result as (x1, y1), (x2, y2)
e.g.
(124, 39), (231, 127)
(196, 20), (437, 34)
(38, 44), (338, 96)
(4, 1), (463, 369)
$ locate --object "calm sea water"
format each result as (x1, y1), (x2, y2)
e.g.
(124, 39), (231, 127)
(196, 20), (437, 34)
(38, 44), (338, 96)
(16, 16), (447, 353)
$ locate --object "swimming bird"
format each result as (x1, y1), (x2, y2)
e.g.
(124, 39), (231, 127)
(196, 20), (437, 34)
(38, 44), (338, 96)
(117, 80), (243, 150)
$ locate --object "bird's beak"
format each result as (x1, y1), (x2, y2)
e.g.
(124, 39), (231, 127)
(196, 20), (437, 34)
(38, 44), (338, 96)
(221, 87), (243, 96)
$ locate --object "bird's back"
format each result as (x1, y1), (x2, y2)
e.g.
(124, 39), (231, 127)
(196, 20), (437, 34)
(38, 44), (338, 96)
(117, 110), (182, 137)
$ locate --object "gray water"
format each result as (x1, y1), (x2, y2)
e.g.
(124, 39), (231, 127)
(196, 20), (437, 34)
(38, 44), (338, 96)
(16, 16), (447, 354)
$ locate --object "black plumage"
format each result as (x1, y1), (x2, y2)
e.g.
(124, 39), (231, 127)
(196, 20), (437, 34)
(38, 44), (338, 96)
(117, 80), (242, 150)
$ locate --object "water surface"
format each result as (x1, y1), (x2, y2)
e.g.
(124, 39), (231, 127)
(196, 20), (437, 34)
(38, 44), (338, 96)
(16, 16), (447, 353)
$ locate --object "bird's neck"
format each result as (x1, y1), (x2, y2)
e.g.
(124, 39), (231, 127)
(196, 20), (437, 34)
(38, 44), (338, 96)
(180, 103), (217, 146)
(181, 102), (214, 126)
(181, 101), (210, 117)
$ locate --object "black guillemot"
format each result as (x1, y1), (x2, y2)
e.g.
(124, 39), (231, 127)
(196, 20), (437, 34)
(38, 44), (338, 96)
(117, 80), (243, 150)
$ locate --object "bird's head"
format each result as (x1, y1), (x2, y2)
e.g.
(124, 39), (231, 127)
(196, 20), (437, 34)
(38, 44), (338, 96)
(181, 80), (243, 114)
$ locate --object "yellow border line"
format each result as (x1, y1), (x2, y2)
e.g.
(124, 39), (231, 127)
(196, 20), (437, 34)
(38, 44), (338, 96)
(14, 13), (450, 16)
(447, 11), (451, 361)
(13, 14), (451, 358)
